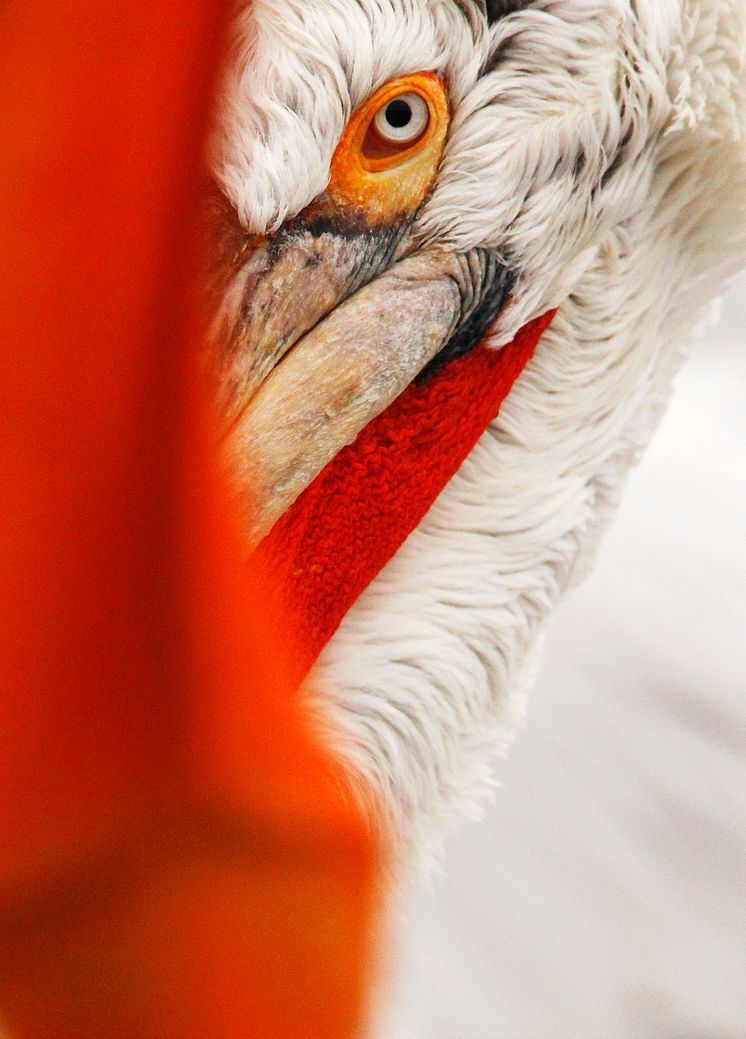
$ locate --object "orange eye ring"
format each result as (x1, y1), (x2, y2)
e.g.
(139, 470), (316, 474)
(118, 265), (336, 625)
(324, 71), (450, 226)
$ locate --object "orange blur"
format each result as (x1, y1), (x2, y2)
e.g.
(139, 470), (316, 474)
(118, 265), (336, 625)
(0, 1), (376, 1037)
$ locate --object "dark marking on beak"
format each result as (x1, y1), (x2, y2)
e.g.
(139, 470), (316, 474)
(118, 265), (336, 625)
(418, 250), (516, 380)
(203, 195), (417, 434)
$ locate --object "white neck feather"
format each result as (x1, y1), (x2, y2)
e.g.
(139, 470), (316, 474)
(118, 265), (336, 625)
(312, 1), (746, 861)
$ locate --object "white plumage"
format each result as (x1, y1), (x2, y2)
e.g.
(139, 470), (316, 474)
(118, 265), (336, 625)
(215, 0), (746, 860)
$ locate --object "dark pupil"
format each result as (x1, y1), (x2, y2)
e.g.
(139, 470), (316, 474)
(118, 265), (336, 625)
(386, 99), (413, 128)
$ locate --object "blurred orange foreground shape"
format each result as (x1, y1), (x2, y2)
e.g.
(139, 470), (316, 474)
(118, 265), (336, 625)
(0, 2), (376, 1037)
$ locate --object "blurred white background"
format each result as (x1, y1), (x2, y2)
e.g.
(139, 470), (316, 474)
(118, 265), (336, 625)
(383, 274), (746, 1039)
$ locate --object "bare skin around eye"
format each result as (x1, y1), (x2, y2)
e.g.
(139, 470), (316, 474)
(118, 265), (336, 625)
(323, 71), (450, 225)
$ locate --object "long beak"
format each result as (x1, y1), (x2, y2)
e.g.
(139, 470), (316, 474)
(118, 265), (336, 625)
(206, 214), (511, 544)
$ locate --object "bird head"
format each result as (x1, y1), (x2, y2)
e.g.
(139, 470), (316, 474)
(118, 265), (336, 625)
(206, 0), (746, 844)
(208, 0), (656, 539)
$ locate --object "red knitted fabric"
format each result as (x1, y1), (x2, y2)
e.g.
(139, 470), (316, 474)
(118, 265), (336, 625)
(256, 309), (556, 681)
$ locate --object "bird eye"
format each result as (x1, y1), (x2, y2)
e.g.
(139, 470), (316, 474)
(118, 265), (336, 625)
(372, 93), (430, 145)
(356, 74), (447, 172)
(322, 71), (450, 224)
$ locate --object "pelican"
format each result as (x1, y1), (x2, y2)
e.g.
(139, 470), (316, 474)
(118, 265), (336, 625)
(206, 0), (746, 856)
